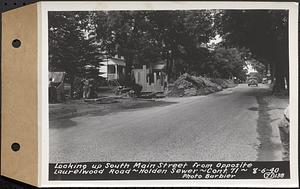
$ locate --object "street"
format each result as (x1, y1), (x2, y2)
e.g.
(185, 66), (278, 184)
(49, 84), (288, 163)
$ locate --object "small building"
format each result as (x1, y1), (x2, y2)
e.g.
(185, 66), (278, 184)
(132, 61), (167, 93)
(99, 56), (126, 81)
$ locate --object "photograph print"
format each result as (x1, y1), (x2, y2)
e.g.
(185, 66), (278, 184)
(47, 2), (296, 183)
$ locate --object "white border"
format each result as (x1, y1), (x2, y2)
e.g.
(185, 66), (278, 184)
(39, 1), (299, 187)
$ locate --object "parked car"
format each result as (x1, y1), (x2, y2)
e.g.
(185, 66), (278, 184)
(248, 77), (258, 87)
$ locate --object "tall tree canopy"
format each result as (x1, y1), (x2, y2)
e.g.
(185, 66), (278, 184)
(49, 11), (102, 97)
(49, 10), (278, 90)
(92, 10), (217, 81)
(211, 47), (247, 79)
(217, 10), (289, 91)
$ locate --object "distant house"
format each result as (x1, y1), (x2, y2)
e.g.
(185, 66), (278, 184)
(99, 56), (126, 81)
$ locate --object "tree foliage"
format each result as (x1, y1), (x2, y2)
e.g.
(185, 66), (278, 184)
(207, 47), (247, 80)
(217, 10), (289, 91)
(49, 12), (102, 97)
(91, 10), (217, 81)
(49, 10), (260, 89)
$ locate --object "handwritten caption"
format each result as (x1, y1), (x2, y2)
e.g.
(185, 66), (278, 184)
(49, 161), (289, 180)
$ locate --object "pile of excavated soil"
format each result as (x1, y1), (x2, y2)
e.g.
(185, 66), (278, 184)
(166, 73), (224, 97)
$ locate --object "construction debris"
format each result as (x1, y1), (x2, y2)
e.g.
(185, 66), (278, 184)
(166, 73), (235, 97)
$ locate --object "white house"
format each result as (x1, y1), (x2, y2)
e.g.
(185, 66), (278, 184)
(99, 56), (126, 81)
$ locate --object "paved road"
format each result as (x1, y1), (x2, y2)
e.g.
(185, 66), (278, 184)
(49, 84), (285, 163)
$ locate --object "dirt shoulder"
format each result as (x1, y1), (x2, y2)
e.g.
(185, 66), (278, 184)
(254, 87), (289, 161)
(50, 82), (238, 121)
(49, 97), (177, 121)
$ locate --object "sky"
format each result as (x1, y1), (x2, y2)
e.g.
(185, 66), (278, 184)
(207, 34), (223, 46)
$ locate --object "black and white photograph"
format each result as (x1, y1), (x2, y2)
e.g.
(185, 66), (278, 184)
(44, 1), (298, 186)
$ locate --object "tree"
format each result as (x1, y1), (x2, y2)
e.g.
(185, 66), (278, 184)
(92, 10), (217, 82)
(249, 59), (266, 75)
(208, 47), (247, 80)
(217, 10), (289, 91)
(146, 10), (216, 80)
(49, 11), (102, 98)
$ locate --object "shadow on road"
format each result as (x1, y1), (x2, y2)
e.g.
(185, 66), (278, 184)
(49, 99), (178, 129)
(50, 118), (78, 129)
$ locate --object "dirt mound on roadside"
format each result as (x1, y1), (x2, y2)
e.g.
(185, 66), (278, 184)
(166, 73), (223, 97)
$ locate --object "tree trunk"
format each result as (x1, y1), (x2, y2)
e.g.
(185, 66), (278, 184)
(270, 63), (274, 82)
(70, 74), (75, 99)
(284, 57), (289, 91)
(166, 56), (172, 82)
(273, 74), (285, 92)
(124, 54), (134, 87)
(272, 61), (286, 93)
(285, 74), (289, 91)
(169, 57), (174, 81)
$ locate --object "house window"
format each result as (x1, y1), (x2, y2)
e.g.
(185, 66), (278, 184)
(107, 65), (116, 74)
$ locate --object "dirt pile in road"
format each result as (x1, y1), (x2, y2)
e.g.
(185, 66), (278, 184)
(166, 73), (223, 97)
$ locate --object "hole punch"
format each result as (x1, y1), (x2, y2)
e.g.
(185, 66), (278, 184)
(11, 143), (20, 152)
(12, 39), (21, 48)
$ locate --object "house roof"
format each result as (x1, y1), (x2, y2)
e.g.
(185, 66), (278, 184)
(153, 64), (166, 70)
(49, 72), (65, 83)
(152, 60), (167, 70)
(100, 58), (126, 66)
